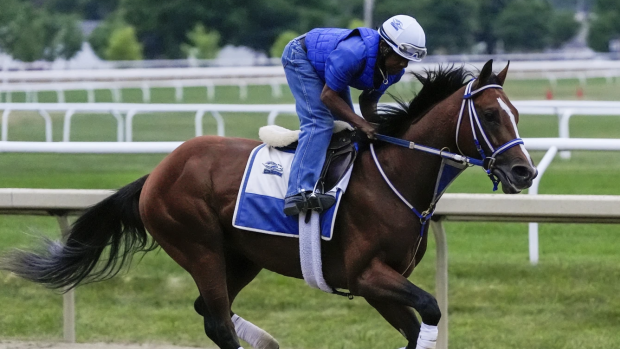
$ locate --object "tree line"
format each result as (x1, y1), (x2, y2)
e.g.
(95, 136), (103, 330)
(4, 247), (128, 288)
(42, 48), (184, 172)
(0, 0), (618, 62)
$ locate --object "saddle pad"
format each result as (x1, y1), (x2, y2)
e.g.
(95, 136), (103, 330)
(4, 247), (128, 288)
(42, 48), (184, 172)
(232, 144), (352, 240)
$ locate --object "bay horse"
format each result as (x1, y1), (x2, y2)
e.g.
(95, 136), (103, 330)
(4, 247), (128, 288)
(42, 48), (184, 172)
(2, 60), (536, 349)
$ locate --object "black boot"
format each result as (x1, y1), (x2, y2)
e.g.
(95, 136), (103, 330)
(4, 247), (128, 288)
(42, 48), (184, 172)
(283, 191), (336, 216)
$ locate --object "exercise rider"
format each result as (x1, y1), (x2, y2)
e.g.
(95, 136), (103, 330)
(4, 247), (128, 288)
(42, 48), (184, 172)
(281, 14), (427, 216)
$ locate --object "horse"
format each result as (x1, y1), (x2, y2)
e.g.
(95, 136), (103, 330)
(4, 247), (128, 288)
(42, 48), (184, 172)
(1, 60), (536, 349)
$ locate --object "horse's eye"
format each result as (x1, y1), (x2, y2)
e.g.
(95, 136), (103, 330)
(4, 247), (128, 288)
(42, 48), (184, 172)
(483, 110), (498, 123)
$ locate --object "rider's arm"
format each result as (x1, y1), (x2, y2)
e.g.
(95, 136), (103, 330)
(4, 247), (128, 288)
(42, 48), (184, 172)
(321, 85), (376, 138)
(323, 37), (376, 138)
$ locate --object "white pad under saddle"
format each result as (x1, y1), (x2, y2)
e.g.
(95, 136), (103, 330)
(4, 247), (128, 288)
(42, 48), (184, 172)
(259, 120), (353, 147)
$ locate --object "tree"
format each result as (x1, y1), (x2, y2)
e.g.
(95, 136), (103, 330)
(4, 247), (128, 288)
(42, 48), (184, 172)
(475, 0), (511, 53)
(495, 0), (553, 52)
(118, 0), (339, 58)
(588, 0), (620, 51)
(41, 0), (119, 20)
(374, 0), (479, 54)
(105, 26), (143, 60)
(42, 14), (84, 60)
(347, 18), (365, 29)
(181, 24), (221, 59)
(549, 10), (579, 48)
(88, 13), (125, 59)
(270, 30), (299, 58)
(0, 0), (83, 62)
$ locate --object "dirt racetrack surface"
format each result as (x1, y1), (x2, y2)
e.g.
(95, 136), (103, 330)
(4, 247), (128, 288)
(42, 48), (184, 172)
(0, 341), (216, 349)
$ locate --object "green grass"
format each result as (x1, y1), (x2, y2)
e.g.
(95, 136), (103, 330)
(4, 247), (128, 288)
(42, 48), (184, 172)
(1, 79), (620, 348)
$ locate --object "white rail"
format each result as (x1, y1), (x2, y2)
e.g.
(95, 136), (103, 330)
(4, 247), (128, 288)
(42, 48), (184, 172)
(3, 60), (620, 102)
(2, 101), (620, 143)
(0, 78), (288, 103)
(2, 189), (619, 348)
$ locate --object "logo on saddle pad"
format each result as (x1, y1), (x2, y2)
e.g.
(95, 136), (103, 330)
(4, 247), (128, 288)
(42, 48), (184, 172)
(391, 18), (403, 31)
(263, 161), (284, 177)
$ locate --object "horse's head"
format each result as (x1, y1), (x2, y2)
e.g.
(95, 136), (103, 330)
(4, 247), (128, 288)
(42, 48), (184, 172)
(456, 59), (537, 194)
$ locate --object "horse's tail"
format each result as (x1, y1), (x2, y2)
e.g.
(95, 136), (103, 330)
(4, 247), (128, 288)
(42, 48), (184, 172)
(0, 175), (156, 291)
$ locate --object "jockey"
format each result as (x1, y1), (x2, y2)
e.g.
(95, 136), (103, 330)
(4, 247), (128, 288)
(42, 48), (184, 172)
(282, 14), (427, 216)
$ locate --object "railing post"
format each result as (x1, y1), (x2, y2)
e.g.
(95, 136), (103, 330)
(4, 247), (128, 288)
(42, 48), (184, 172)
(62, 110), (75, 142)
(195, 110), (206, 137)
(125, 110), (137, 142)
(56, 214), (76, 343)
(38, 110), (54, 142)
(210, 111), (225, 137)
(267, 110), (279, 125)
(527, 146), (558, 265)
(2, 109), (11, 141)
(558, 109), (572, 159)
(430, 219), (448, 349)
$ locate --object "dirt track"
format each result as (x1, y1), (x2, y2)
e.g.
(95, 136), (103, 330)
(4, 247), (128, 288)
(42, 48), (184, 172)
(0, 341), (215, 349)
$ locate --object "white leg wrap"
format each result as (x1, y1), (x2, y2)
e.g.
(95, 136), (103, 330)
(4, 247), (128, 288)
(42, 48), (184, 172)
(232, 314), (279, 349)
(415, 323), (438, 349)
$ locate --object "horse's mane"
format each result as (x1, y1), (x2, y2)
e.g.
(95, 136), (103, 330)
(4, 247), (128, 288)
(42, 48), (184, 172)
(376, 65), (475, 137)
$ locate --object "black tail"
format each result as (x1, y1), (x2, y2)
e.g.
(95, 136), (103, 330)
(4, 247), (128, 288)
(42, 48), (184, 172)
(0, 175), (156, 291)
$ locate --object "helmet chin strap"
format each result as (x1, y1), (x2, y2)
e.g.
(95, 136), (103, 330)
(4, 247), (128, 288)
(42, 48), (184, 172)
(377, 42), (390, 85)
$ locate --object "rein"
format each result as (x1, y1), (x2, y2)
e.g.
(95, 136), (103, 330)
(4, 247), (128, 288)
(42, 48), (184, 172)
(371, 79), (524, 237)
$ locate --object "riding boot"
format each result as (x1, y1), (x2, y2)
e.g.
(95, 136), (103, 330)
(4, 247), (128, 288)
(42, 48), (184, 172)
(283, 191), (336, 216)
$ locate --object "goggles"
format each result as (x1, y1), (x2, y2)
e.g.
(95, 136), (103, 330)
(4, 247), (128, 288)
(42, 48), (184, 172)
(379, 26), (427, 61)
(397, 43), (427, 61)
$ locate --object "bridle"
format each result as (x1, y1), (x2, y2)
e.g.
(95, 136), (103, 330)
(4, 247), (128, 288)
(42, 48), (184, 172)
(370, 78), (525, 237)
(374, 79), (524, 191)
(455, 79), (524, 190)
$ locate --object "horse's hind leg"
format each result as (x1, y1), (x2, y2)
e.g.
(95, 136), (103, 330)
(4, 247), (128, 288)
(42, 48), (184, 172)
(194, 254), (279, 349)
(142, 206), (242, 348)
(366, 299), (421, 349)
(191, 250), (243, 349)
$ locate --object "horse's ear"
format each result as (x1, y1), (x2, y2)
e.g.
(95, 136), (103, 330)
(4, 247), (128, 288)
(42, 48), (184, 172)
(474, 59), (494, 89)
(497, 61), (510, 86)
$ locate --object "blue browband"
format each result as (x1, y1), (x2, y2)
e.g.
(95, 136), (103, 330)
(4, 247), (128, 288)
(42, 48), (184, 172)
(371, 80), (524, 238)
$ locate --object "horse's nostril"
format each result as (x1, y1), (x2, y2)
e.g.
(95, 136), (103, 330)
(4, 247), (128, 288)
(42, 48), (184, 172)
(512, 165), (534, 181)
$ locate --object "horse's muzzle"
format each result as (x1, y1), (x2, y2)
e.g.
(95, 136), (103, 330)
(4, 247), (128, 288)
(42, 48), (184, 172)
(493, 163), (537, 194)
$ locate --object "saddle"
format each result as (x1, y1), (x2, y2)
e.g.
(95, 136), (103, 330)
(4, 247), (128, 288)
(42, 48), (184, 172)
(263, 126), (358, 194)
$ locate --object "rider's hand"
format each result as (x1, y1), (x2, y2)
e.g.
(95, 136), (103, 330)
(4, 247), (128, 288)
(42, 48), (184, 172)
(358, 122), (377, 140)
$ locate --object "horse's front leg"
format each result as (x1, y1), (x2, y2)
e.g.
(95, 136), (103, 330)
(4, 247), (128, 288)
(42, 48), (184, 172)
(366, 298), (422, 349)
(350, 258), (439, 349)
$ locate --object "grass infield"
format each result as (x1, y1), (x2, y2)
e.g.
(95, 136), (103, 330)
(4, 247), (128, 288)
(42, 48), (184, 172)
(1, 78), (620, 349)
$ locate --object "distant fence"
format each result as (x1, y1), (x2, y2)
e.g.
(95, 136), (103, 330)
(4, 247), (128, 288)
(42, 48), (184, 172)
(2, 101), (620, 145)
(3, 60), (620, 102)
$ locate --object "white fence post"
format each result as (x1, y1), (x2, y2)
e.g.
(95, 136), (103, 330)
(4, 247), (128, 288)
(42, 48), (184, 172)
(56, 214), (76, 343)
(1, 109), (11, 141)
(38, 110), (54, 142)
(528, 146), (558, 265)
(431, 219), (448, 349)
(62, 110), (76, 142)
(195, 110), (206, 137)
(558, 109), (572, 159)
(125, 110), (137, 142)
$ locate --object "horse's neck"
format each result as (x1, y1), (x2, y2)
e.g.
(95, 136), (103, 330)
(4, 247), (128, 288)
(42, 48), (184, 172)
(377, 89), (463, 210)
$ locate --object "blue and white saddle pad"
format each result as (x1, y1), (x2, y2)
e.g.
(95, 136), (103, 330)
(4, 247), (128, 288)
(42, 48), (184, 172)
(233, 144), (352, 240)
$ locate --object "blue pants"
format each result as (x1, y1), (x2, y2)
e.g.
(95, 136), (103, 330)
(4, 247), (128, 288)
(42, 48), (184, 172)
(282, 37), (353, 197)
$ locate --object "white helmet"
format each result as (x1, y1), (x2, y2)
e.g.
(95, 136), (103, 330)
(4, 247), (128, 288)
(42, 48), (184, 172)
(378, 15), (427, 62)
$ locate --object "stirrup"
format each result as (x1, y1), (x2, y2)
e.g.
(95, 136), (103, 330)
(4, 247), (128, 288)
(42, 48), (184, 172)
(283, 192), (336, 216)
(306, 192), (336, 213)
